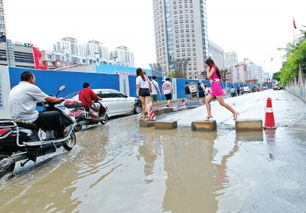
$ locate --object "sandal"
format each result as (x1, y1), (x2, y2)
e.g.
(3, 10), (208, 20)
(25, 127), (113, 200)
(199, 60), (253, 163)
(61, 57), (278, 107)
(205, 115), (213, 121)
(233, 112), (240, 120)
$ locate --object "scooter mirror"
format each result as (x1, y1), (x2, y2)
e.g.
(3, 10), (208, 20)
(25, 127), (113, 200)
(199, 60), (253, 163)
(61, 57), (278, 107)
(59, 85), (65, 91)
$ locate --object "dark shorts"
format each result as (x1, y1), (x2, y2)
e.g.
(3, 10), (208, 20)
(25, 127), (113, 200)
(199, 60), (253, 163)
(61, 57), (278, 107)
(151, 94), (158, 102)
(165, 93), (172, 100)
(139, 88), (150, 97)
(198, 91), (205, 98)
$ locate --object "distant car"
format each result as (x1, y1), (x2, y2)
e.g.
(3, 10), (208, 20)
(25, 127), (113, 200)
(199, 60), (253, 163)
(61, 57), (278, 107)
(62, 89), (142, 118)
(273, 85), (282, 90)
(242, 86), (251, 94)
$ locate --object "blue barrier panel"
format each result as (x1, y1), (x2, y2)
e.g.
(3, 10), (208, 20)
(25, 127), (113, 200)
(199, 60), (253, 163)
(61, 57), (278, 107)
(96, 64), (152, 76)
(9, 67), (120, 97)
(128, 75), (137, 97)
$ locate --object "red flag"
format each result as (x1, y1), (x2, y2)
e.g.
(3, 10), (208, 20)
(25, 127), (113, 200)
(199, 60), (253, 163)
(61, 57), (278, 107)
(293, 19), (297, 29)
(32, 47), (47, 70)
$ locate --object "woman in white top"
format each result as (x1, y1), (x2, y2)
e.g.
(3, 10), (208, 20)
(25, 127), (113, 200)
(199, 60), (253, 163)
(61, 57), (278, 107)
(136, 68), (152, 119)
(162, 78), (173, 107)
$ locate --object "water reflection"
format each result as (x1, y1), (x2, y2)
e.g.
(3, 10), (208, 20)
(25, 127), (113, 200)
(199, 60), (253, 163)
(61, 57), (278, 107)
(161, 129), (218, 213)
(0, 125), (110, 213)
(138, 129), (158, 183)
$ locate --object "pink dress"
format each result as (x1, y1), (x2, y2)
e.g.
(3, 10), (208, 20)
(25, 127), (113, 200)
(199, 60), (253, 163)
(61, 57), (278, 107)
(210, 71), (225, 96)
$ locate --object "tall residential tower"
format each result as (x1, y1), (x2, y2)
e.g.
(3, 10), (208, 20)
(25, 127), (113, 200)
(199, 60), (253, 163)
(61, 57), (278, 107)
(0, 0), (7, 36)
(153, 0), (209, 79)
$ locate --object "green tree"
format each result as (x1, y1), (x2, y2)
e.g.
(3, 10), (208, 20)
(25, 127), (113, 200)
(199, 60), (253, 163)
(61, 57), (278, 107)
(272, 71), (281, 81)
(279, 34), (306, 86)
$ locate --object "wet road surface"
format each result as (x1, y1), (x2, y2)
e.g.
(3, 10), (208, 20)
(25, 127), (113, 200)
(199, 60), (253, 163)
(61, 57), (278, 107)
(0, 89), (306, 213)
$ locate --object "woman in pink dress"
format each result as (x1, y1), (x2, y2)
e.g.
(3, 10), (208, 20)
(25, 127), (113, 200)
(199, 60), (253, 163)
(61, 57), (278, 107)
(204, 58), (239, 120)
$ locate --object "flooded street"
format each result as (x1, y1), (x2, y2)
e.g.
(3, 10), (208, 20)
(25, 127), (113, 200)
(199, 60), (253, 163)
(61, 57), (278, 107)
(1, 90), (306, 213)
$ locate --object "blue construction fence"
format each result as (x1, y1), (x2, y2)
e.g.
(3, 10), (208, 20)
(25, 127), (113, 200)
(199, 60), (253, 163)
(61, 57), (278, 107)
(8, 67), (249, 101)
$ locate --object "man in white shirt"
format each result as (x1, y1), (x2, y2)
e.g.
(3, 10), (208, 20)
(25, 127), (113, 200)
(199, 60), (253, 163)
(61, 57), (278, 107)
(9, 71), (66, 138)
(150, 76), (161, 107)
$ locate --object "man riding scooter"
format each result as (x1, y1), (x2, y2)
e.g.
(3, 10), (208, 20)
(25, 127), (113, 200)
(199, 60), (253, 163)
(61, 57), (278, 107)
(9, 71), (69, 139)
(78, 82), (106, 117)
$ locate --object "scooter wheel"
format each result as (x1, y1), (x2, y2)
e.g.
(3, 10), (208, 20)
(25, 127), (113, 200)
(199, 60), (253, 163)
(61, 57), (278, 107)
(63, 132), (76, 151)
(74, 124), (82, 132)
(0, 155), (15, 178)
(100, 114), (109, 125)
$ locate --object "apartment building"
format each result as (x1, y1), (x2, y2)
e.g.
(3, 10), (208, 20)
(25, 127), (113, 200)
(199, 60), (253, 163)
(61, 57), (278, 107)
(153, 0), (209, 79)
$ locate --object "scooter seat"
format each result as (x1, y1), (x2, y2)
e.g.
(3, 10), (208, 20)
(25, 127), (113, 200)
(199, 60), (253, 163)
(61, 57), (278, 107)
(14, 120), (40, 130)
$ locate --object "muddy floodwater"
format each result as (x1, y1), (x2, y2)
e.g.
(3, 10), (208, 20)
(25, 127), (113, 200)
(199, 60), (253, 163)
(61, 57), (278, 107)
(1, 90), (306, 213)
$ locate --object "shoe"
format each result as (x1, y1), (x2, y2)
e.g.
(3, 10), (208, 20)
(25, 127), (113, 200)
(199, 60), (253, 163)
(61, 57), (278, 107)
(205, 115), (213, 121)
(233, 112), (240, 120)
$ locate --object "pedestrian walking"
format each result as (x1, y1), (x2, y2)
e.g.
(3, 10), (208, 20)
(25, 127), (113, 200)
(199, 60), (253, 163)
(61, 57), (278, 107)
(136, 68), (152, 120)
(150, 76), (161, 107)
(162, 78), (173, 107)
(230, 86), (236, 97)
(236, 86), (240, 96)
(184, 81), (191, 100)
(204, 58), (239, 120)
(197, 82), (206, 104)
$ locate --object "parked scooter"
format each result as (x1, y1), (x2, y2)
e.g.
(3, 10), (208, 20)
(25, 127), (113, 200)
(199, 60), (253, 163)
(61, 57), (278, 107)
(0, 86), (76, 178)
(64, 100), (108, 132)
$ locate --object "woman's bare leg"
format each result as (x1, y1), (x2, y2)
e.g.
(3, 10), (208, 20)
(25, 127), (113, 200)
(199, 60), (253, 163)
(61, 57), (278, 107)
(205, 94), (214, 120)
(216, 96), (239, 119)
(144, 96), (151, 116)
(140, 96), (146, 118)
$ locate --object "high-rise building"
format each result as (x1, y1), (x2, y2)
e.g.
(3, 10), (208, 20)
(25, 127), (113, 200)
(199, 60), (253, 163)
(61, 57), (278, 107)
(0, 0), (6, 36)
(113, 46), (135, 67)
(224, 52), (238, 68)
(208, 40), (224, 70)
(153, 0), (209, 79)
(43, 37), (134, 69)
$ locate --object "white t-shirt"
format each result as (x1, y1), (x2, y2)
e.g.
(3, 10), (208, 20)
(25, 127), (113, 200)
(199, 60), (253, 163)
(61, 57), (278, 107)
(151, 80), (159, 95)
(162, 81), (172, 95)
(136, 75), (150, 88)
(9, 81), (48, 122)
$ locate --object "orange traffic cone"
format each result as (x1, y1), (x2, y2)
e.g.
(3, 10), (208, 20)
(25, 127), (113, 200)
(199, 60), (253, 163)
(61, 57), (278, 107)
(264, 98), (276, 129)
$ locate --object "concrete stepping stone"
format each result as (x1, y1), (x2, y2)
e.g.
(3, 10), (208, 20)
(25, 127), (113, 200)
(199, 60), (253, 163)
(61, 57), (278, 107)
(235, 119), (262, 131)
(191, 120), (217, 131)
(139, 119), (155, 127)
(154, 120), (177, 129)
